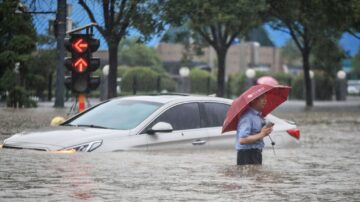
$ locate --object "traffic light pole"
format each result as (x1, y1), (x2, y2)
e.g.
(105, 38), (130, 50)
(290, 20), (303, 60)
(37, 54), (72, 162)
(78, 94), (86, 112)
(54, 0), (67, 107)
(66, 93), (90, 115)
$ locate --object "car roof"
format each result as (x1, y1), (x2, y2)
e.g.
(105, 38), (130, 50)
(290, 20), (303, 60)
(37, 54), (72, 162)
(111, 95), (233, 105)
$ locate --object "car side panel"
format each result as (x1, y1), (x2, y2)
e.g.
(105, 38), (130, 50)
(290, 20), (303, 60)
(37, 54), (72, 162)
(145, 128), (209, 150)
(205, 127), (236, 150)
(96, 134), (148, 152)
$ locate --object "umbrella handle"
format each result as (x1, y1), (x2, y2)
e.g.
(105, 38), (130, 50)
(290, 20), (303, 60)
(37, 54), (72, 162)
(268, 135), (276, 156)
(268, 135), (275, 146)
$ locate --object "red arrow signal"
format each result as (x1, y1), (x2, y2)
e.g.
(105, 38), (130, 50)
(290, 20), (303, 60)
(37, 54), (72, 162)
(74, 58), (88, 72)
(72, 38), (88, 53)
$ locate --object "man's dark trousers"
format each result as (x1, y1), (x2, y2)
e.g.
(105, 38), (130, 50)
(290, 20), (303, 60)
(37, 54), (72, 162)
(237, 149), (262, 165)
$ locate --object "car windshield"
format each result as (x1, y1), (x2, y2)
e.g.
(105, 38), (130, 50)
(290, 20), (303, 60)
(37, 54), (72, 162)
(67, 100), (163, 130)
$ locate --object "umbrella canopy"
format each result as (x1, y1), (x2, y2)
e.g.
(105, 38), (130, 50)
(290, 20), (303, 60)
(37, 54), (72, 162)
(257, 76), (279, 86)
(222, 84), (290, 133)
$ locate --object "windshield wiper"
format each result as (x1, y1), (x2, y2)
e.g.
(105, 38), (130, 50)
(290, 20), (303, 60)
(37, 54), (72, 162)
(75, 124), (109, 129)
(61, 123), (74, 126)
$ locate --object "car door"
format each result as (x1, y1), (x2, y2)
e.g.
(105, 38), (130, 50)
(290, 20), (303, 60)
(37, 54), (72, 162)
(143, 102), (209, 150)
(199, 102), (235, 149)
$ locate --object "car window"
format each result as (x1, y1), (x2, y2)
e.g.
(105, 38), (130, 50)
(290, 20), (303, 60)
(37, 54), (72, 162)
(67, 100), (162, 130)
(147, 103), (201, 131)
(201, 102), (230, 127)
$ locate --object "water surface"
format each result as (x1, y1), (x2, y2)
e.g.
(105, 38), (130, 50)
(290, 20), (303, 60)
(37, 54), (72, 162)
(1, 107), (360, 201)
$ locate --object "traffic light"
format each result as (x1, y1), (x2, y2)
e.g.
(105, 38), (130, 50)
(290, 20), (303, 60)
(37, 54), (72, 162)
(64, 33), (100, 94)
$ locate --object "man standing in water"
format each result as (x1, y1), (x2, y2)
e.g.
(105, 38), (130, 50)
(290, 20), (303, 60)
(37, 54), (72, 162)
(236, 94), (273, 165)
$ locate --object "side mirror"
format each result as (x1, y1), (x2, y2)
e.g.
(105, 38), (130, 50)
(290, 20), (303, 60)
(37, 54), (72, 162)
(147, 122), (173, 135)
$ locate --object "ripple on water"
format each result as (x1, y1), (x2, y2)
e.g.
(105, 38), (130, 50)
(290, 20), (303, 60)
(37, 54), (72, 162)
(1, 110), (360, 201)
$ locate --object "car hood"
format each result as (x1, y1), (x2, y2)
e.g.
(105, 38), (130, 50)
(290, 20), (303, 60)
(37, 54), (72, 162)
(3, 126), (129, 151)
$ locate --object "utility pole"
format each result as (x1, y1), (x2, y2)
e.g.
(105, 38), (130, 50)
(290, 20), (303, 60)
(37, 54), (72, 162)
(54, 0), (67, 107)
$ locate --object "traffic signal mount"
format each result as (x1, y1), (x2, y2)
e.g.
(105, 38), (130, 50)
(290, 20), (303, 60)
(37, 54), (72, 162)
(64, 33), (100, 94)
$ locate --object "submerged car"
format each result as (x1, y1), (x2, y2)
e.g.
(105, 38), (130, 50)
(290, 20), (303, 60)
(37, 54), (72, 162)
(1, 95), (300, 152)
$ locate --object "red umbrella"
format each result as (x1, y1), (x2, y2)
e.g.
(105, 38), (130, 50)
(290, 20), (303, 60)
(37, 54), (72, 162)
(222, 84), (290, 133)
(257, 76), (279, 86)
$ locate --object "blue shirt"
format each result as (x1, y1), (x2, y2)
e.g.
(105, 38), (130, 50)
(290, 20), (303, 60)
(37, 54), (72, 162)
(235, 107), (265, 150)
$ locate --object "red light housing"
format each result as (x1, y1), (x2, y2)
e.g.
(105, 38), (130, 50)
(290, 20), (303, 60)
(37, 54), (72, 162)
(287, 128), (300, 140)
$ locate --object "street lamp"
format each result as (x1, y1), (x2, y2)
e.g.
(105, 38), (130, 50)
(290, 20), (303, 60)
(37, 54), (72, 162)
(337, 70), (346, 80)
(309, 70), (314, 79)
(245, 68), (256, 79)
(102, 65), (109, 76)
(100, 65), (109, 100)
(179, 67), (190, 93)
(308, 70), (315, 100)
(245, 68), (256, 89)
(179, 67), (190, 77)
(336, 70), (347, 101)
(14, 62), (20, 86)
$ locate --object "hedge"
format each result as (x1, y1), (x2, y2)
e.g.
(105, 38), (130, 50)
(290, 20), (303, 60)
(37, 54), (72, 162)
(121, 67), (176, 93)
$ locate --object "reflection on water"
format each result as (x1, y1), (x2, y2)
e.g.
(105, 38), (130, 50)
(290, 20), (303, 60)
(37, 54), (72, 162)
(1, 110), (360, 201)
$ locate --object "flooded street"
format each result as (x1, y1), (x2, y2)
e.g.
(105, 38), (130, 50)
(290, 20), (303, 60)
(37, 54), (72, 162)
(1, 102), (360, 201)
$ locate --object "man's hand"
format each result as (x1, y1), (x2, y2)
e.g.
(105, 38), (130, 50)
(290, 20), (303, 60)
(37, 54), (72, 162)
(260, 126), (273, 137)
(239, 126), (273, 144)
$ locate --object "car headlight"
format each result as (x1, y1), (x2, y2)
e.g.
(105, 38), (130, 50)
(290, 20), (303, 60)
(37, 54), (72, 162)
(61, 140), (103, 152)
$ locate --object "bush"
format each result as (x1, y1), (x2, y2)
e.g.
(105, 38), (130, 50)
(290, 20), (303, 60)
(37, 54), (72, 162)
(273, 72), (292, 86)
(189, 68), (216, 95)
(230, 73), (247, 97)
(290, 71), (334, 100)
(121, 67), (176, 93)
(159, 73), (176, 92)
(314, 71), (334, 100)
(290, 75), (304, 100)
(6, 86), (37, 108)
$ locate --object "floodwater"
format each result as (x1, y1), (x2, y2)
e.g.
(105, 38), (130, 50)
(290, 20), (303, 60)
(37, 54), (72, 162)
(1, 105), (360, 201)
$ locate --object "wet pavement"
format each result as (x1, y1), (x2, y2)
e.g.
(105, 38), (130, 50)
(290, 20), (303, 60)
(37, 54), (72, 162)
(1, 98), (360, 201)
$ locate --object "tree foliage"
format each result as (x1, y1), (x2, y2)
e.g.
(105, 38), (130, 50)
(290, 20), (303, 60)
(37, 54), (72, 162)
(352, 48), (360, 75)
(162, 0), (266, 97)
(267, 0), (352, 106)
(281, 39), (302, 66)
(0, 0), (36, 85)
(27, 50), (57, 100)
(245, 26), (275, 47)
(79, 0), (164, 98)
(118, 38), (162, 68)
(0, 0), (36, 107)
(312, 38), (346, 79)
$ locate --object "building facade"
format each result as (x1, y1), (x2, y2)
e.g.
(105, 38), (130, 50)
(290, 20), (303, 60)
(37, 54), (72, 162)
(156, 42), (285, 77)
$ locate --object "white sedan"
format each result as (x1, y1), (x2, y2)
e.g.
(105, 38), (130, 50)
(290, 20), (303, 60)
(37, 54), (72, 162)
(1, 95), (300, 152)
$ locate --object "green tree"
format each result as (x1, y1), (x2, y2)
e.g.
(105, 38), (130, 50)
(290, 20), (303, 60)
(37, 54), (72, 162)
(161, 22), (208, 67)
(27, 50), (57, 100)
(162, 0), (266, 97)
(281, 39), (302, 66)
(352, 48), (360, 76)
(312, 38), (345, 79)
(0, 0), (36, 80)
(245, 26), (275, 47)
(267, 0), (351, 106)
(118, 38), (162, 68)
(0, 0), (36, 106)
(322, 1), (357, 36)
(79, 0), (164, 99)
